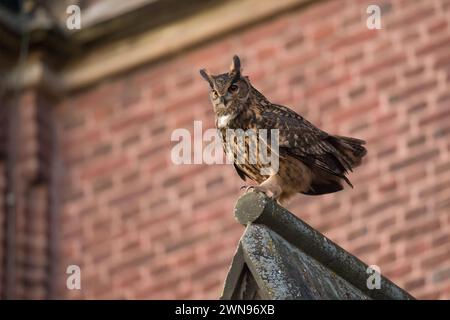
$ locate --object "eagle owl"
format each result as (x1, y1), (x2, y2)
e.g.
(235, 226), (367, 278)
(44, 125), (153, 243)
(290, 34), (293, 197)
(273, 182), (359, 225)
(200, 55), (367, 204)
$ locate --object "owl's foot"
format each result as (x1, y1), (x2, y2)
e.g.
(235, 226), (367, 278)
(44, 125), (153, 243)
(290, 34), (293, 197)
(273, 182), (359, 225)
(240, 185), (256, 192)
(241, 184), (281, 200)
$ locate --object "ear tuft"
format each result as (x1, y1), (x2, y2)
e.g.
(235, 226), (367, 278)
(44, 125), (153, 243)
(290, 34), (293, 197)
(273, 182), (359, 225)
(199, 69), (213, 86)
(230, 55), (241, 75)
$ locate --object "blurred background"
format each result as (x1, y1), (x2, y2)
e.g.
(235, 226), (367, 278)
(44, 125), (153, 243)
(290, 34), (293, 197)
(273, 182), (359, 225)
(0, 0), (449, 299)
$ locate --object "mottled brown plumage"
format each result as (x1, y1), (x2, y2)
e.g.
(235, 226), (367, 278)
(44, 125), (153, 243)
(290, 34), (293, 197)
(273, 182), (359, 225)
(200, 55), (367, 204)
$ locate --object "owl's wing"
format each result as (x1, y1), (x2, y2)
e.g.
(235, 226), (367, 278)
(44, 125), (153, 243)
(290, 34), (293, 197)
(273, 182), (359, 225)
(233, 163), (248, 181)
(260, 104), (353, 185)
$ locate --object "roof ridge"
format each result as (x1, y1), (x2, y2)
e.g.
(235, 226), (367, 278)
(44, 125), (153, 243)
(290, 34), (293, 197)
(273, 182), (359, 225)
(221, 191), (414, 300)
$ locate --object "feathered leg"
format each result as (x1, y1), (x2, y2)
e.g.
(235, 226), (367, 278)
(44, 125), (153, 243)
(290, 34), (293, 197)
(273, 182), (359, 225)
(243, 175), (283, 201)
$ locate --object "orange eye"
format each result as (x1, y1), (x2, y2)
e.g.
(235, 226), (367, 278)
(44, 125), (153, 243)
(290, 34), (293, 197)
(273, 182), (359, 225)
(229, 84), (238, 93)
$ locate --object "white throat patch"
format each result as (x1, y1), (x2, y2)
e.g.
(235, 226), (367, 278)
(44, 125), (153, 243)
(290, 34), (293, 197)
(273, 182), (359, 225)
(217, 114), (233, 129)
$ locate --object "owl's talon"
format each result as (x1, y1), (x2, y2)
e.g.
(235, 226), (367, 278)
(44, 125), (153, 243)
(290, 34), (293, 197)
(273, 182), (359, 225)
(240, 185), (256, 193)
(241, 185), (278, 199)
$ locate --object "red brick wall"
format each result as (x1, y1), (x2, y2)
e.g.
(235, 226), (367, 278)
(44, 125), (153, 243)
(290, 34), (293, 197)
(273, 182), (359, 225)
(0, 92), (55, 299)
(56, 0), (450, 299)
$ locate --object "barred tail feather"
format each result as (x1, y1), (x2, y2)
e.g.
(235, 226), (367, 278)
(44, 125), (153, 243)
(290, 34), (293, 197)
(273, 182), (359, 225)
(330, 135), (367, 168)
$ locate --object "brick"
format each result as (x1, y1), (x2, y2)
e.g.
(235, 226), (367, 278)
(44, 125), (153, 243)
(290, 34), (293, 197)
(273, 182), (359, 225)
(119, 205), (140, 223)
(376, 216), (396, 232)
(318, 96), (340, 112)
(149, 82), (167, 100)
(305, 73), (352, 98)
(419, 179), (450, 198)
(350, 189), (368, 205)
(407, 101), (427, 114)
(389, 6), (435, 30)
(175, 74), (194, 89)
(331, 29), (378, 50)
(256, 46), (277, 61)
(312, 24), (335, 42)
(92, 177), (113, 193)
(191, 258), (230, 281)
(108, 184), (153, 207)
(416, 36), (450, 56)
(376, 112), (398, 126)
(404, 239), (429, 257)
(422, 248), (450, 269)
(332, 99), (378, 123)
(433, 267), (450, 283)
(432, 234), (450, 248)
(110, 109), (154, 132)
(435, 161), (450, 175)
(376, 75), (397, 90)
(417, 291), (440, 300)
(436, 196), (450, 212)
(348, 85), (366, 99)
(434, 123), (450, 138)
(378, 179), (397, 193)
(389, 80), (437, 103)
(316, 214), (352, 233)
(401, 30), (420, 45)
(205, 176), (224, 189)
(407, 135), (426, 148)
(344, 50), (364, 66)
(384, 264), (412, 279)
(121, 133), (141, 148)
(116, 270), (141, 288)
(376, 145), (397, 159)
(165, 231), (210, 253)
(121, 79), (142, 107)
(319, 201), (341, 216)
(361, 53), (406, 76)
(80, 156), (128, 180)
(404, 65), (425, 78)
(434, 52), (450, 70)
(289, 72), (305, 86)
(349, 121), (369, 134)
(362, 195), (407, 217)
(419, 108), (450, 126)
(284, 33), (304, 50)
(404, 277), (426, 291)
(378, 252), (396, 265)
(352, 242), (380, 256)
(61, 112), (86, 131)
(136, 277), (181, 298)
(389, 149), (439, 172)
(390, 220), (441, 243)
(138, 142), (167, 160)
(404, 206), (427, 221)
(91, 143), (112, 158)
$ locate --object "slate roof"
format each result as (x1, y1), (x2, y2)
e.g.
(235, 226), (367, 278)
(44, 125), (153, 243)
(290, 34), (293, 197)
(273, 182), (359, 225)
(221, 192), (414, 300)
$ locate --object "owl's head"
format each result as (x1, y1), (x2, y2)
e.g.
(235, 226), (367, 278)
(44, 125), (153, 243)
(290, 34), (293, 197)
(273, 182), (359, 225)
(199, 55), (251, 116)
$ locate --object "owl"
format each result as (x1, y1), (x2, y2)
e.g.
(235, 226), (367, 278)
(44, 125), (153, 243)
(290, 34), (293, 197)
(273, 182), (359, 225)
(200, 55), (366, 205)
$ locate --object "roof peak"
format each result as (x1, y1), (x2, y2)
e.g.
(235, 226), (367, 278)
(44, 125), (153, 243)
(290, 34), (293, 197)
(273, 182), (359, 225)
(221, 192), (414, 300)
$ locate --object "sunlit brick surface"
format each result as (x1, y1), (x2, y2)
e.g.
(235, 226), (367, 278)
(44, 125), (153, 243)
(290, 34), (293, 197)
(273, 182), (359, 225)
(56, 0), (450, 299)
